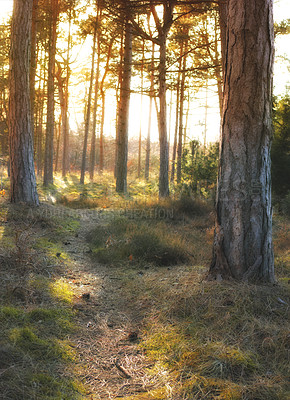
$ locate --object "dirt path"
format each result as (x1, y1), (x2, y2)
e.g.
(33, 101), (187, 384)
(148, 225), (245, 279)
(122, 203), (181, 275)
(60, 213), (155, 399)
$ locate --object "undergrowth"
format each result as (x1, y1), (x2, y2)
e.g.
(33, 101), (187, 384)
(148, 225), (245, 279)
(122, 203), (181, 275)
(0, 174), (289, 400)
(0, 201), (84, 400)
(86, 217), (192, 266)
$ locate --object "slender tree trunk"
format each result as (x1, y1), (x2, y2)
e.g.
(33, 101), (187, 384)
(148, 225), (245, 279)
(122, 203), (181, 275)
(80, 25), (97, 184)
(145, 42), (155, 181)
(89, 7), (102, 180)
(137, 39), (145, 178)
(43, 0), (58, 186)
(54, 118), (61, 172)
(116, 21), (133, 193)
(36, 47), (46, 176)
(158, 33), (169, 197)
(98, 36), (114, 174)
(9, 0), (39, 205)
(171, 67), (180, 183)
(177, 33), (188, 184)
(114, 27), (124, 179)
(209, 0), (275, 283)
(99, 90), (105, 173)
(62, 11), (71, 177)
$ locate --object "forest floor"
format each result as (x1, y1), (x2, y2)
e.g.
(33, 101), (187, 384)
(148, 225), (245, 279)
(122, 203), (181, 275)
(0, 178), (289, 400)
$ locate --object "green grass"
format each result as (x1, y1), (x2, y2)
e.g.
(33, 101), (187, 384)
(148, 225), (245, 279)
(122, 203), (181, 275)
(0, 202), (84, 400)
(87, 216), (191, 266)
(0, 174), (289, 399)
(0, 301), (84, 399)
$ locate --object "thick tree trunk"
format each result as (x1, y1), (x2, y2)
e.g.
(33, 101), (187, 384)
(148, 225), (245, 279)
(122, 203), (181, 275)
(43, 0), (58, 186)
(30, 0), (38, 138)
(209, 0), (275, 283)
(116, 21), (133, 193)
(9, 0), (39, 206)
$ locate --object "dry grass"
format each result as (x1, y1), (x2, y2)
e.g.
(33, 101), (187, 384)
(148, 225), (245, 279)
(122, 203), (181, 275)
(0, 179), (289, 400)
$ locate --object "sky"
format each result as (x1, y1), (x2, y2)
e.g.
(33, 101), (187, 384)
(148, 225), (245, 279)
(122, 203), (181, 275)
(0, 0), (289, 144)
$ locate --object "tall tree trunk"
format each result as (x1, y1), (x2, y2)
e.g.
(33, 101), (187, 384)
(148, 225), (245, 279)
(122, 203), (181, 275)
(30, 0), (38, 139)
(145, 42), (155, 181)
(99, 90), (105, 173)
(209, 0), (275, 283)
(98, 36), (114, 174)
(158, 33), (169, 197)
(114, 27), (124, 179)
(9, 0), (39, 205)
(218, 0), (228, 75)
(137, 39), (145, 178)
(80, 25), (97, 184)
(36, 47), (46, 176)
(62, 10), (71, 177)
(54, 117), (61, 172)
(43, 0), (58, 186)
(89, 7), (102, 180)
(177, 33), (188, 184)
(170, 59), (181, 183)
(116, 21), (133, 193)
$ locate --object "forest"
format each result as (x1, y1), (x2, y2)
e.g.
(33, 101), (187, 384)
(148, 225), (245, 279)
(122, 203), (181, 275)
(0, 0), (290, 399)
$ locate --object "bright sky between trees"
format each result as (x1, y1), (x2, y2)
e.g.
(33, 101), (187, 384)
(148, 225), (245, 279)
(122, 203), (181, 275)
(1, 0), (289, 144)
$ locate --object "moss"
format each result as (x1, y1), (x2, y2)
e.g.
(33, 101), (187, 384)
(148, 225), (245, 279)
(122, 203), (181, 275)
(50, 279), (74, 303)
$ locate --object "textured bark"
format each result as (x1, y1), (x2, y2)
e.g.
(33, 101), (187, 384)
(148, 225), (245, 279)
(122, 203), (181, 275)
(218, 0), (228, 75)
(116, 21), (132, 193)
(43, 0), (58, 186)
(9, 0), (39, 206)
(209, 0), (275, 283)
(30, 0), (38, 137)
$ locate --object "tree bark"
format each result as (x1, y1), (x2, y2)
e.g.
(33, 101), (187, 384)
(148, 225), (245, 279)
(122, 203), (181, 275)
(209, 0), (275, 283)
(43, 0), (58, 186)
(30, 0), (38, 139)
(158, 33), (169, 197)
(116, 21), (133, 193)
(177, 31), (188, 184)
(137, 39), (145, 178)
(145, 42), (155, 181)
(89, 6), (102, 180)
(218, 0), (228, 76)
(170, 57), (181, 183)
(9, 0), (39, 205)
(62, 10), (71, 178)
